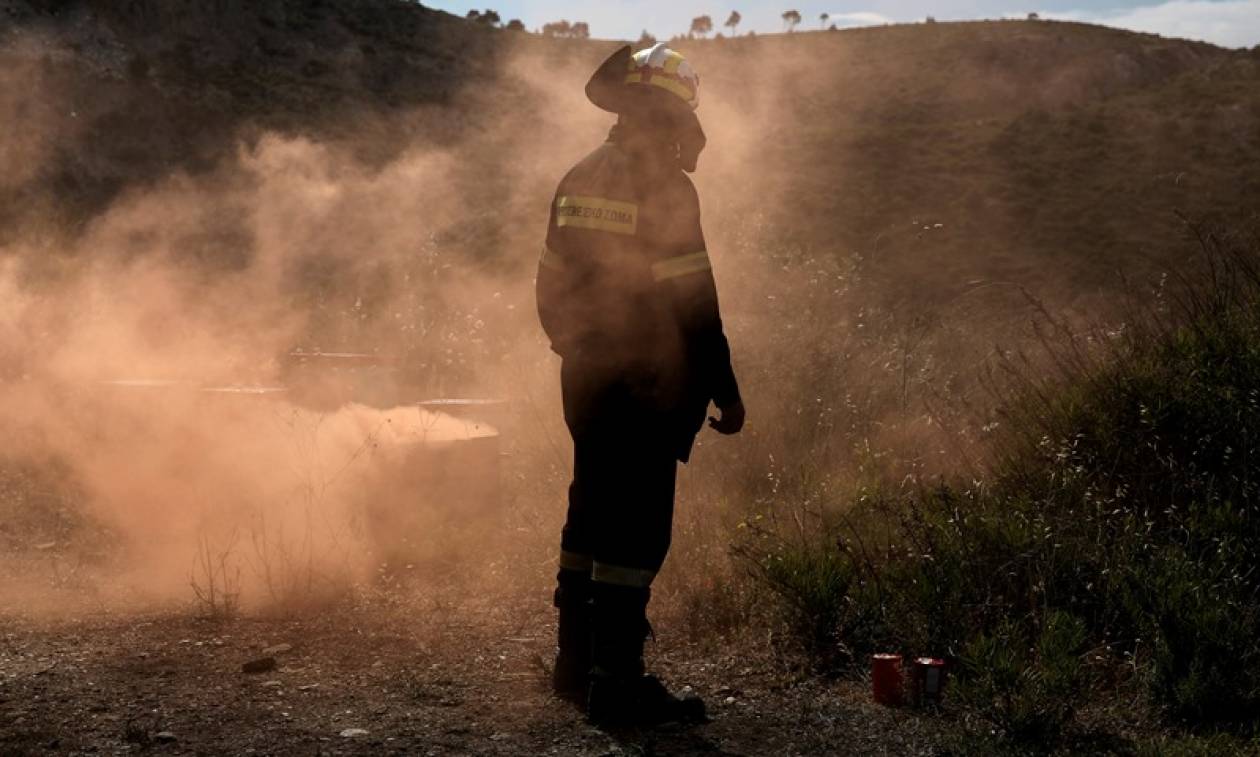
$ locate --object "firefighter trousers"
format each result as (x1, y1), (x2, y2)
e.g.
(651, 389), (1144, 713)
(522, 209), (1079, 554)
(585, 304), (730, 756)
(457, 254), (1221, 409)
(554, 355), (680, 677)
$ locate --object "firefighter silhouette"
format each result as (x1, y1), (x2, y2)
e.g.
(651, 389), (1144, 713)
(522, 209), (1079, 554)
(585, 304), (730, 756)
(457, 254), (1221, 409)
(536, 43), (745, 726)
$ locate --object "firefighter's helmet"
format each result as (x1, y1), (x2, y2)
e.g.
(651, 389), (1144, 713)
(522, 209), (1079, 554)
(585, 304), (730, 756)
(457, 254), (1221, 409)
(586, 43), (700, 114)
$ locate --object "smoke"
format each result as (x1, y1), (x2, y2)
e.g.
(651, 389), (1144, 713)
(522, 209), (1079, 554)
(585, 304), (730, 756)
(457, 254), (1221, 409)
(0, 32), (617, 615)
(2, 13), (1210, 619)
(0, 23), (970, 614)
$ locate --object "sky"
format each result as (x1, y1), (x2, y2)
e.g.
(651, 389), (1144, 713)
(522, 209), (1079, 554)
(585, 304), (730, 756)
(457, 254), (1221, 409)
(427, 0), (1260, 48)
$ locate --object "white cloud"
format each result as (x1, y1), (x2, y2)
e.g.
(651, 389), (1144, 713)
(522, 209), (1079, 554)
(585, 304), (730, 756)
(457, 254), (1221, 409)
(825, 11), (896, 27)
(1043, 0), (1260, 48)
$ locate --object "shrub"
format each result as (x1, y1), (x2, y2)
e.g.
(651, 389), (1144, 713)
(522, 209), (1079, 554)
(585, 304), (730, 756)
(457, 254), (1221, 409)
(1120, 543), (1260, 725)
(952, 611), (1089, 742)
(744, 527), (869, 667)
(746, 223), (1260, 742)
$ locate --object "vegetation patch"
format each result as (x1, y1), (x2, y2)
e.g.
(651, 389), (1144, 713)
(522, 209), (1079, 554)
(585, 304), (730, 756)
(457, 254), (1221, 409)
(744, 225), (1260, 747)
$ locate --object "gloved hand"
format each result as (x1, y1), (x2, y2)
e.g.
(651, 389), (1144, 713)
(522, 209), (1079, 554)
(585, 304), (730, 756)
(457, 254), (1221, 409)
(707, 399), (745, 435)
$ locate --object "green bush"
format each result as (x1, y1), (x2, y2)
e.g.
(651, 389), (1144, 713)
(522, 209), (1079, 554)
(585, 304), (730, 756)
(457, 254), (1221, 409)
(753, 533), (875, 667)
(952, 611), (1088, 742)
(745, 225), (1260, 742)
(1120, 543), (1260, 725)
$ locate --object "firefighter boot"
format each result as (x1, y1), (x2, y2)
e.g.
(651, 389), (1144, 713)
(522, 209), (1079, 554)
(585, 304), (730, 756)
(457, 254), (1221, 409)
(587, 583), (707, 728)
(552, 572), (592, 704)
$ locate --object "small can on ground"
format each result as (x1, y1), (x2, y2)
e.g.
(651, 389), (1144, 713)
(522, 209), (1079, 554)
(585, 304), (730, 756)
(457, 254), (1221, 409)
(871, 653), (904, 706)
(909, 657), (948, 707)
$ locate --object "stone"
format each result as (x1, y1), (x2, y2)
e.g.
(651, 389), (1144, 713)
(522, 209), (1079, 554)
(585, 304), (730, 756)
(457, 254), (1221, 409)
(241, 657), (277, 674)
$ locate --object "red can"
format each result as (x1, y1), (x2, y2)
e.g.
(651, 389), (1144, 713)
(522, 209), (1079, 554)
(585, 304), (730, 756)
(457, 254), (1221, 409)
(909, 657), (948, 707)
(871, 653), (904, 706)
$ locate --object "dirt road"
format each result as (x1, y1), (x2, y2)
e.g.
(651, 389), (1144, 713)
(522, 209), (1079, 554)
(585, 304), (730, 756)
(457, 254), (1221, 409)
(1, 590), (942, 755)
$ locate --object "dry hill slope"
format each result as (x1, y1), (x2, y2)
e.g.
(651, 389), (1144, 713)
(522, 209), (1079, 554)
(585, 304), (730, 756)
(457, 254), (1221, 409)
(0, 0), (506, 240)
(1, 7), (1257, 456)
(3, 7), (1256, 318)
(687, 22), (1259, 312)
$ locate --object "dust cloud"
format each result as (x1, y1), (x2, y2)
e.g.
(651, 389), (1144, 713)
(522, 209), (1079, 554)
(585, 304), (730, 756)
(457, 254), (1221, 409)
(0, 37), (595, 614)
(0, 23), (1051, 618)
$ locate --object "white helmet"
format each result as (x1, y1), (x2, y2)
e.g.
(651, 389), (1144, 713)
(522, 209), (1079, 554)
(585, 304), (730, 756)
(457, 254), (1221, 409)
(586, 43), (700, 114)
(625, 43), (700, 111)
(584, 43), (707, 172)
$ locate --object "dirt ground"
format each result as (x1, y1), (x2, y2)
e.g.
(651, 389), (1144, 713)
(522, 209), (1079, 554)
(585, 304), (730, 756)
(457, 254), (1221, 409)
(0, 584), (946, 756)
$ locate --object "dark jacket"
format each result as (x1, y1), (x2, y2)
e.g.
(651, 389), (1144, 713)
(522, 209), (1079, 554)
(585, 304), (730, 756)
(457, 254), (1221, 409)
(536, 128), (740, 461)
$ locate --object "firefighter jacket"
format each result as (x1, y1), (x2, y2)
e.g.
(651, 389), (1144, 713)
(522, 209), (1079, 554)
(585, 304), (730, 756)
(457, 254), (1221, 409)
(536, 127), (740, 461)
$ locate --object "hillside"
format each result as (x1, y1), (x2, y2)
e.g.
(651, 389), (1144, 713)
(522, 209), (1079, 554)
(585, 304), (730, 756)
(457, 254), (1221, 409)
(3, 5), (1257, 317)
(2, 3), (1258, 476)
(688, 22), (1259, 310)
(3, 2), (1258, 491)
(0, 0), (505, 239)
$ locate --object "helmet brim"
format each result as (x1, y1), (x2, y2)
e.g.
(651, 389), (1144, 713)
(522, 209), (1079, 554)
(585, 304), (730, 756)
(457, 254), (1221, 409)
(585, 45), (633, 113)
(586, 45), (696, 117)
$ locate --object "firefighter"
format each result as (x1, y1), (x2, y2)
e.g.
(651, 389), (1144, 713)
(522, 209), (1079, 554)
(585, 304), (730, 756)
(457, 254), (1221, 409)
(536, 43), (745, 727)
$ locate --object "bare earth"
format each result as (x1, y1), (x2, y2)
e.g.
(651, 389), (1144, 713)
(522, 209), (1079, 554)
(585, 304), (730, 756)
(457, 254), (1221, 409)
(1, 589), (943, 756)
